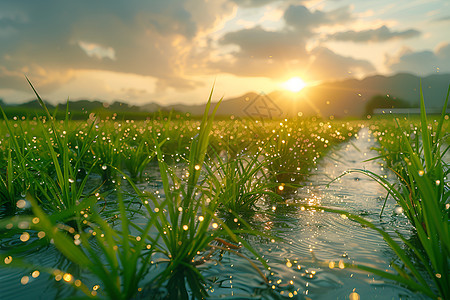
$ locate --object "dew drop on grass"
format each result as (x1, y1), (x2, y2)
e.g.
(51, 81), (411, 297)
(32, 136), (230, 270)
(18, 221), (29, 229)
(394, 206), (403, 214)
(20, 232), (30, 242)
(32, 270), (40, 278)
(68, 178), (75, 183)
(102, 165), (107, 170)
(349, 291), (360, 300)
(4, 256), (12, 264)
(21, 276), (29, 285)
(16, 199), (27, 209)
(63, 273), (73, 283)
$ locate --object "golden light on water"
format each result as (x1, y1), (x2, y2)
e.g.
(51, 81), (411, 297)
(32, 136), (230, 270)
(349, 291), (360, 300)
(20, 232), (30, 242)
(283, 77), (307, 92)
(63, 273), (73, 283)
(21, 276), (29, 285)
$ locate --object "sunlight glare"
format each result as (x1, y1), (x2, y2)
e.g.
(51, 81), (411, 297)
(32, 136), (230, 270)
(283, 77), (307, 92)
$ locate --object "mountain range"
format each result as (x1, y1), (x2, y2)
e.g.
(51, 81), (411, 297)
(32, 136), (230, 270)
(2, 73), (450, 118)
(150, 73), (450, 118)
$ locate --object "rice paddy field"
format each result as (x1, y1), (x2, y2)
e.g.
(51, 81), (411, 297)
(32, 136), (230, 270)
(0, 87), (449, 300)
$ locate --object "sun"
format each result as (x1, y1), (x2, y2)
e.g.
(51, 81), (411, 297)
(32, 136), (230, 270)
(283, 77), (307, 92)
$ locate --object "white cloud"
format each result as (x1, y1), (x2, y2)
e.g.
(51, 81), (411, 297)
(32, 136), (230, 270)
(78, 41), (116, 60)
(328, 25), (420, 42)
(385, 43), (450, 75)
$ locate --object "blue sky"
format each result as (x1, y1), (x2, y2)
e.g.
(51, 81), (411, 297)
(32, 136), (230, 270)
(0, 0), (449, 105)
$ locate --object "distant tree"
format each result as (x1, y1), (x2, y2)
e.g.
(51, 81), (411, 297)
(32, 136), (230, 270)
(365, 94), (410, 115)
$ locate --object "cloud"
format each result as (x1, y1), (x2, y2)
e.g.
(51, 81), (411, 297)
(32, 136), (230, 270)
(308, 47), (376, 79)
(0, 0), (233, 93)
(213, 26), (374, 80)
(284, 4), (353, 34)
(432, 15), (450, 23)
(219, 26), (306, 59)
(230, 0), (281, 7)
(78, 41), (116, 60)
(385, 43), (450, 75)
(329, 25), (420, 42)
(212, 4), (374, 81)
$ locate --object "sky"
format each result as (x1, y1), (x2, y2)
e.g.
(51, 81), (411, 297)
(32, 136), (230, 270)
(0, 0), (449, 106)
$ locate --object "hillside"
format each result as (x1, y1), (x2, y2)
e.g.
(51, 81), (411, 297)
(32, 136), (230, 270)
(160, 73), (449, 118)
(1, 73), (449, 119)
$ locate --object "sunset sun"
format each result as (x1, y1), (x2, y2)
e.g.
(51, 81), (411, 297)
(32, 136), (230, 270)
(283, 77), (307, 92)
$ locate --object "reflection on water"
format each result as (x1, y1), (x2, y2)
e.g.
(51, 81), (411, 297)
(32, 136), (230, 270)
(202, 128), (418, 299)
(0, 129), (421, 299)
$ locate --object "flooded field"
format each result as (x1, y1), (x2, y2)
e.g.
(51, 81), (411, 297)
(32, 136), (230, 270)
(0, 128), (427, 299)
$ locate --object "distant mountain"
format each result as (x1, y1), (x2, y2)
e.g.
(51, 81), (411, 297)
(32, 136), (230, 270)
(3, 73), (449, 118)
(154, 73), (450, 118)
(17, 99), (56, 110)
(10, 99), (142, 113)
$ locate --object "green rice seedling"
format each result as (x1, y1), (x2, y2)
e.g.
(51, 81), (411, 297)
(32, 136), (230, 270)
(204, 149), (281, 214)
(261, 118), (359, 193)
(121, 136), (163, 181)
(325, 84), (449, 299)
(369, 85), (449, 225)
(89, 128), (123, 181)
(140, 92), (225, 298)
(0, 149), (17, 207)
(15, 79), (102, 220)
(119, 90), (270, 298)
(0, 108), (48, 210)
(1, 189), (157, 300)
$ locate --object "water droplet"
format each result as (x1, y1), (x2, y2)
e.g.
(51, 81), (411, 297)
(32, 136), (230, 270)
(68, 178), (75, 183)
(16, 199), (27, 209)
(102, 165), (107, 170)
(20, 232), (30, 242)
(21, 276), (29, 285)
(349, 292), (360, 300)
(394, 206), (403, 214)
(63, 273), (73, 283)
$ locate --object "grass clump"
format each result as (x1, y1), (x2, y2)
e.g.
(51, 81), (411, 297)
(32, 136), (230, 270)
(320, 84), (449, 299)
